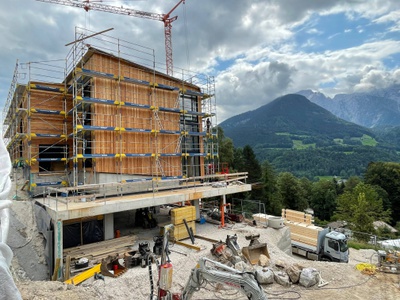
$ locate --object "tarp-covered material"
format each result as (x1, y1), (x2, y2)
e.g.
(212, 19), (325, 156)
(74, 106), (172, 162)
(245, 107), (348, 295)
(63, 220), (104, 248)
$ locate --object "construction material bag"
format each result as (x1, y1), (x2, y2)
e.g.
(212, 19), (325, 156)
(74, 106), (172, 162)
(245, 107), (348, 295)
(256, 268), (274, 284)
(299, 267), (319, 287)
(273, 270), (290, 287)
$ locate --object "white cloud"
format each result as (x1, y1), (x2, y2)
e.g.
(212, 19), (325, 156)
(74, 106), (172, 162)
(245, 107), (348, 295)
(1, 0), (400, 125)
(306, 28), (322, 35)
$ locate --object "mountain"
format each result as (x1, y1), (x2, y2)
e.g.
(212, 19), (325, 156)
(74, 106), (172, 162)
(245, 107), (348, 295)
(220, 94), (373, 148)
(219, 94), (400, 179)
(297, 85), (400, 128)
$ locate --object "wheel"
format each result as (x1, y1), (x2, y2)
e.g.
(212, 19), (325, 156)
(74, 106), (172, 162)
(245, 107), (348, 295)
(321, 256), (332, 262)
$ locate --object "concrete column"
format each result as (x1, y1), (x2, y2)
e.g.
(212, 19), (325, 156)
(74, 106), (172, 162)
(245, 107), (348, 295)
(54, 219), (63, 279)
(194, 199), (200, 219)
(104, 213), (114, 240)
(222, 194), (226, 212)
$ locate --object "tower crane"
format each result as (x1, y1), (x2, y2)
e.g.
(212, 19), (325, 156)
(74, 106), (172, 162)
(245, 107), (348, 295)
(35, 0), (186, 76)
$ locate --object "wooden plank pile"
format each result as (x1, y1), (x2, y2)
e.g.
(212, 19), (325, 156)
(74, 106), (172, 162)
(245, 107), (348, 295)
(281, 209), (322, 248)
(63, 235), (135, 263)
(170, 206), (196, 240)
(281, 209), (313, 224)
(284, 221), (323, 247)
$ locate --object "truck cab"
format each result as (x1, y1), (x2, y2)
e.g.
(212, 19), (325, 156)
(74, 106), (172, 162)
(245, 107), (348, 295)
(322, 231), (349, 262)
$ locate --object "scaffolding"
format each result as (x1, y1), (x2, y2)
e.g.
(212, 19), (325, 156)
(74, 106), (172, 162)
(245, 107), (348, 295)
(2, 27), (218, 196)
(2, 58), (70, 194)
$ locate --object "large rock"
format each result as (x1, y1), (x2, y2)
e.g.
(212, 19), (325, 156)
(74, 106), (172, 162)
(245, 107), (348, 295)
(258, 254), (270, 267)
(287, 263), (304, 283)
(275, 227), (292, 255)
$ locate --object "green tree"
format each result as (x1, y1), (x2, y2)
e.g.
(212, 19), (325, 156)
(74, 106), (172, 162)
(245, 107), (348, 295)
(310, 180), (337, 221)
(242, 145), (262, 183)
(276, 172), (308, 211)
(269, 191), (284, 216)
(364, 162), (400, 225)
(343, 176), (361, 193)
(334, 182), (391, 241)
(262, 161), (279, 214)
(219, 137), (234, 167)
(232, 147), (245, 173)
(299, 177), (312, 208)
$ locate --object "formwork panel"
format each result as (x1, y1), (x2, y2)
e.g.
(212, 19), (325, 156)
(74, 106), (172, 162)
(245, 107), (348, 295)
(171, 206), (196, 225)
(170, 221), (196, 241)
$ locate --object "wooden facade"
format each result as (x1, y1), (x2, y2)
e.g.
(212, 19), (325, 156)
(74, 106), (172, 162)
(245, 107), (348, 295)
(4, 47), (212, 193)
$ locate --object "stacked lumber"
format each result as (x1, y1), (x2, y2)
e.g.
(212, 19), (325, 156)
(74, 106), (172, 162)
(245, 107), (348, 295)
(282, 209), (313, 224)
(63, 235), (135, 263)
(285, 221), (323, 247)
(170, 206), (196, 240)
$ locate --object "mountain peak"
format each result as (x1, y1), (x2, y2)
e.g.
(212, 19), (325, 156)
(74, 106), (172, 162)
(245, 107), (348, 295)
(298, 84), (400, 128)
(220, 93), (370, 148)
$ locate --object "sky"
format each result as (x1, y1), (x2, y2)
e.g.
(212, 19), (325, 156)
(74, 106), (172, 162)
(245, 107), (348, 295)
(1, 0), (400, 123)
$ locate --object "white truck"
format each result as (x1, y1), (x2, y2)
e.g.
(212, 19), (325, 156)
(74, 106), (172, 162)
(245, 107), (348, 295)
(282, 209), (348, 263)
(290, 226), (349, 262)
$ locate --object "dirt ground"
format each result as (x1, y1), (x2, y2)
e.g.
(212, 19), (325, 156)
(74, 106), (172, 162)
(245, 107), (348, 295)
(7, 199), (400, 300)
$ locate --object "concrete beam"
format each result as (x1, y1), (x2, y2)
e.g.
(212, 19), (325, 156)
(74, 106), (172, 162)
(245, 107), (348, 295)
(37, 184), (251, 221)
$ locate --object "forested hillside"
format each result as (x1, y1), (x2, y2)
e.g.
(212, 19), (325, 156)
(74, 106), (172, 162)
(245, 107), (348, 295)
(219, 94), (400, 179)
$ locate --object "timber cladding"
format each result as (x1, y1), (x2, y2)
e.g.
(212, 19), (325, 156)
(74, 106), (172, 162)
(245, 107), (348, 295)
(21, 83), (73, 173)
(79, 52), (200, 177)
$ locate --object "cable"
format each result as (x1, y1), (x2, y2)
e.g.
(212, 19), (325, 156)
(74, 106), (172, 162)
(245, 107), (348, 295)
(147, 254), (156, 300)
(315, 274), (373, 290)
(264, 290), (302, 300)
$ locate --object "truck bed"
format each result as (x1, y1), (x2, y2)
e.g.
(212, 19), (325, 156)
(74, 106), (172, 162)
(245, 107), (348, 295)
(285, 220), (329, 253)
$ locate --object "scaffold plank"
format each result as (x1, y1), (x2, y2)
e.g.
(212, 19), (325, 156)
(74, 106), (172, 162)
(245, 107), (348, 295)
(30, 108), (66, 115)
(29, 83), (65, 93)
(30, 133), (67, 138)
(32, 158), (67, 162)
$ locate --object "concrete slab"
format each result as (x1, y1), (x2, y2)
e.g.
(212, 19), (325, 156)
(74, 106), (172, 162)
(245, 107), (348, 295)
(36, 183), (252, 221)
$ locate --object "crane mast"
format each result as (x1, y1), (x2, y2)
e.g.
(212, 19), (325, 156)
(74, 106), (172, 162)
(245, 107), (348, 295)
(36, 0), (185, 76)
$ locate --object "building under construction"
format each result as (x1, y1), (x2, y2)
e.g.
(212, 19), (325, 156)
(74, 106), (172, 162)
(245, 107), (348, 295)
(2, 28), (251, 275)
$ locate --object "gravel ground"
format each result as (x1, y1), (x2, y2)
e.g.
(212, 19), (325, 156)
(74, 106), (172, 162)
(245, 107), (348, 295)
(6, 199), (400, 300)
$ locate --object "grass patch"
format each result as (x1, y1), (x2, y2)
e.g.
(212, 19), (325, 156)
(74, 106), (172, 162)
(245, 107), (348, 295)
(348, 240), (380, 250)
(334, 138), (343, 144)
(276, 132), (310, 138)
(316, 176), (339, 181)
(292, 140), (315, 149)
(360, 134), (378, 146)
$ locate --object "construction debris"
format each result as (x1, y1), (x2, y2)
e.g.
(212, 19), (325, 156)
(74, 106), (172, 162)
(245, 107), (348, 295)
(100, 256), (127, 278)
(64, 264), (101, 285)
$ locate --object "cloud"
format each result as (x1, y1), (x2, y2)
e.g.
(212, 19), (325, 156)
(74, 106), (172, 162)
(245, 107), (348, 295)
(1, 0), (400, 125)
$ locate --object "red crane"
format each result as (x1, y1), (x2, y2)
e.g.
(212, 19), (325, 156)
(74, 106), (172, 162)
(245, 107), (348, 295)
(36, 0), (186, 76)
